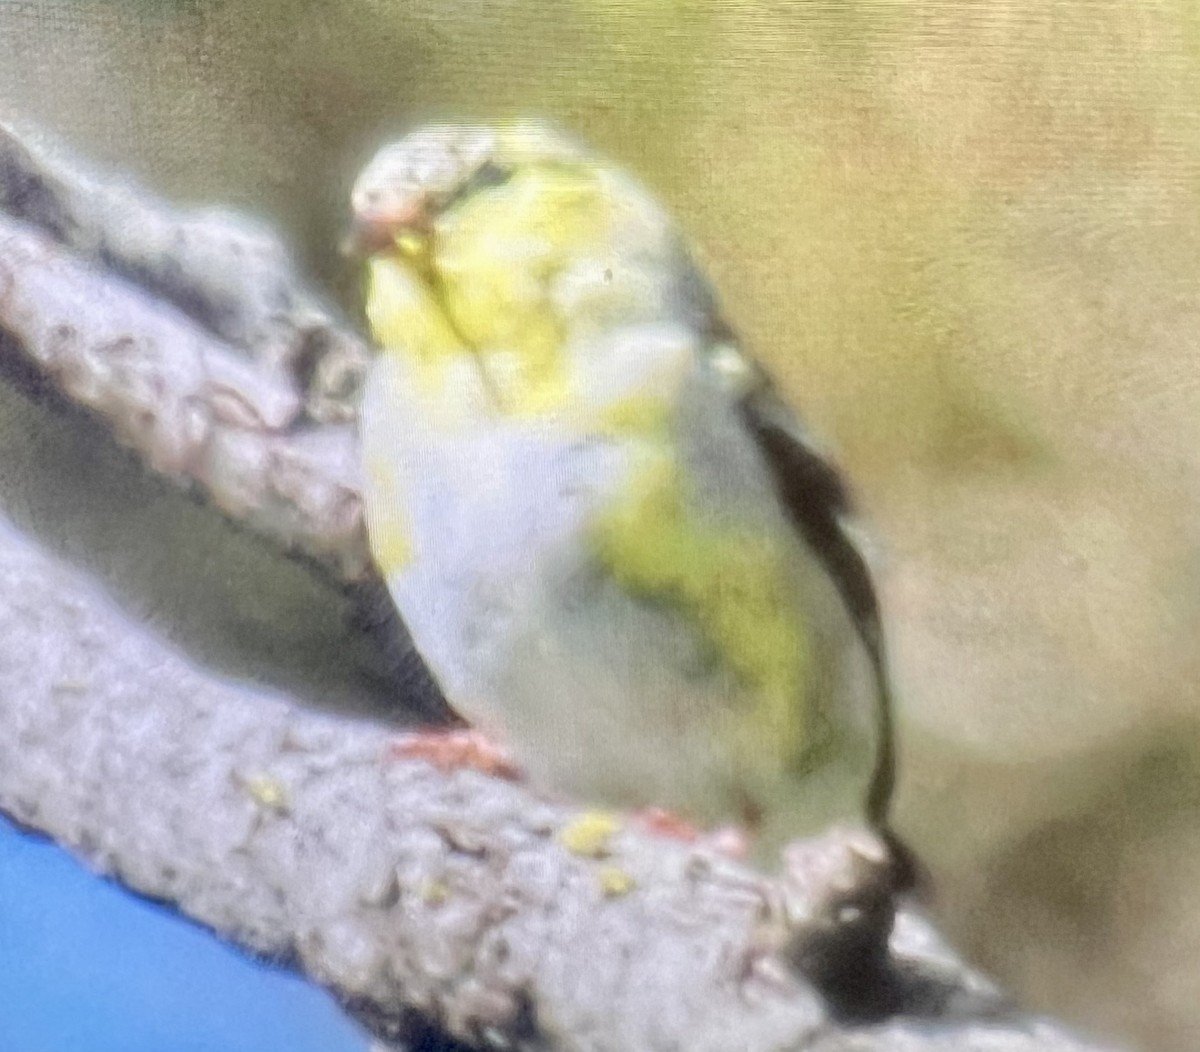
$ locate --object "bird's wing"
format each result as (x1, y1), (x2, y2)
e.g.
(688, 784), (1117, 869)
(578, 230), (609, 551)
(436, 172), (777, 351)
(663, 243), (899, 828)
(734, 375), (898, 834)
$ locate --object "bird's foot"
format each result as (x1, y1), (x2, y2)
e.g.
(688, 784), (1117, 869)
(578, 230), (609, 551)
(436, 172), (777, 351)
(632, 806), (698, 841)
(632, 807), (749, 858)
(387, 727), (523, 780)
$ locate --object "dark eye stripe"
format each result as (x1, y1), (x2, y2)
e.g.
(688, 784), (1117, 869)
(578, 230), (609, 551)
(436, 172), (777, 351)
(442, 159), (512, 211)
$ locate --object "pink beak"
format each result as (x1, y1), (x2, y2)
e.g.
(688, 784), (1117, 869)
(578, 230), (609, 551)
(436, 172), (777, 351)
(343, 199), (429, 256)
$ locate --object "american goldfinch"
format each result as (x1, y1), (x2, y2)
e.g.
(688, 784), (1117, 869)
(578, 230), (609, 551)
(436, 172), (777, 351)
(351, 120), (900, 863)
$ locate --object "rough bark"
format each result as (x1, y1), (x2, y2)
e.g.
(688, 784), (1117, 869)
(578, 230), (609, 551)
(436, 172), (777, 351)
(0, 121), (372, 582)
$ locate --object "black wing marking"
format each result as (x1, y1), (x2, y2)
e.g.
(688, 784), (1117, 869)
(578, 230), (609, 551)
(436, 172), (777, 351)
(739, 378), (924, 890)
(735, 373), (897, 833)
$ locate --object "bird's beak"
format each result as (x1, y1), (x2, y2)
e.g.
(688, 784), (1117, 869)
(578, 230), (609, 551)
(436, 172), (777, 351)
(341, 212), (399, 258)
(340, 200), (429, 258)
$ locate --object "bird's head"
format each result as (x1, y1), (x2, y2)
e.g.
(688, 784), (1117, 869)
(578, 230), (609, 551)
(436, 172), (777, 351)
(347, 120), (586, 256)
(349, 120), (696, 424)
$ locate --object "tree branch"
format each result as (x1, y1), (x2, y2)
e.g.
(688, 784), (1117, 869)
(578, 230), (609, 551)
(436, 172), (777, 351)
(0, 122), (372, 582)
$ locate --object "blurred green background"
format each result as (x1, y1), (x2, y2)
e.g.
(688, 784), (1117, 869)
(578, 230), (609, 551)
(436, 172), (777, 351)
(3, 1), (1199, 1049)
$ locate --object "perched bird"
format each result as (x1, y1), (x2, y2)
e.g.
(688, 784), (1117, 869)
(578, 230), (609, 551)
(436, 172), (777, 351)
(350, 120), (901, 864)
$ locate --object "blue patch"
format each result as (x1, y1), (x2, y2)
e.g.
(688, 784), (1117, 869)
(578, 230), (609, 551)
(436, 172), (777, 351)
(0, 816), (370, 1052)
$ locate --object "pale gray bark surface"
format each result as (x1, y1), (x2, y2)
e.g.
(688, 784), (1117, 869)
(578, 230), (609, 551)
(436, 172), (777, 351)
(0, 122), (370, 580)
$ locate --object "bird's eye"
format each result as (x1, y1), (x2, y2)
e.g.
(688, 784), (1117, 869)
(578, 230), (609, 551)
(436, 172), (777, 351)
(443, 159), (511, 210)
(469, 159), (511, 191)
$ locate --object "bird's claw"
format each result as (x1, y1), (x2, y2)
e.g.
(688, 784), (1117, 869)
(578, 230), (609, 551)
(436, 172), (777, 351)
(387, 727), (523, 780)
